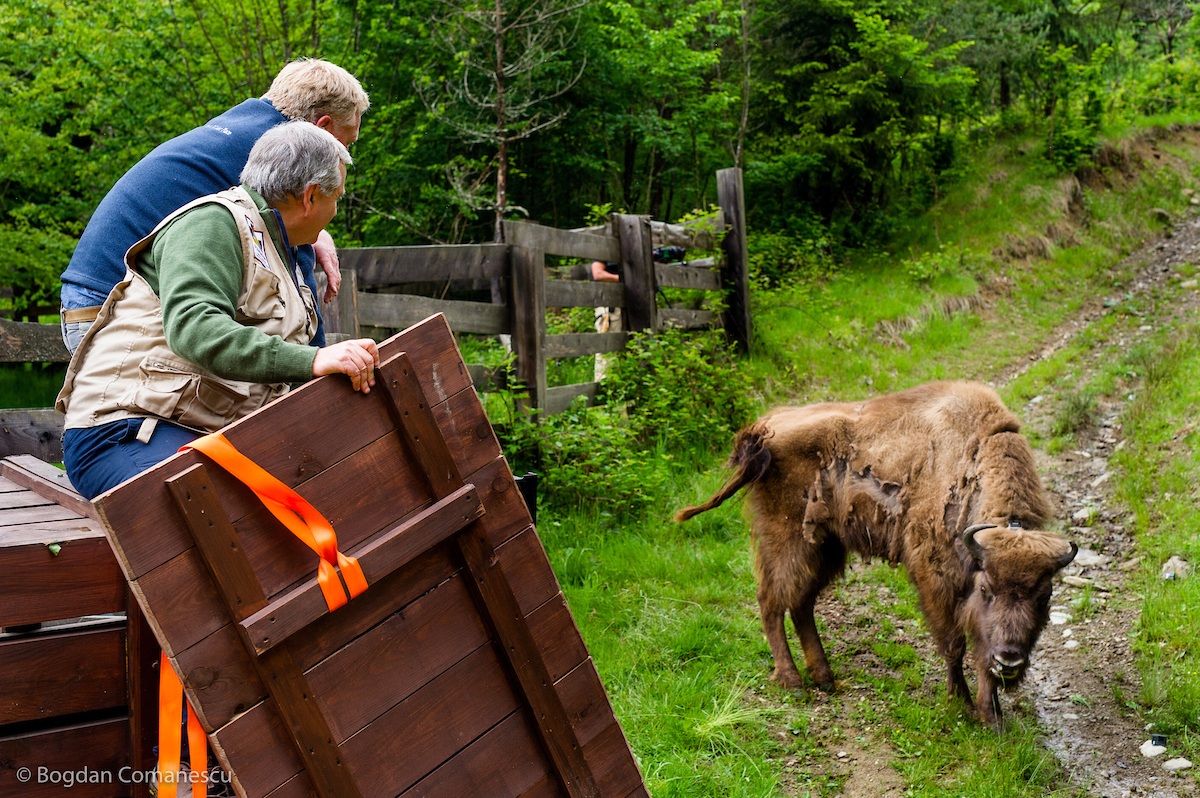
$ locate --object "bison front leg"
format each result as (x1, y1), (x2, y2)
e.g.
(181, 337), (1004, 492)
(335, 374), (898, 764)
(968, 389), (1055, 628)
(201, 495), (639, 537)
(974, 667), (1003, 727)
(943, 632), (973, 705)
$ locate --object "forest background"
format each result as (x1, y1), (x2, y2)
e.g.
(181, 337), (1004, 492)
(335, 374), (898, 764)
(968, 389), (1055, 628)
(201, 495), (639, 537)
(6, 0), (1198, 309)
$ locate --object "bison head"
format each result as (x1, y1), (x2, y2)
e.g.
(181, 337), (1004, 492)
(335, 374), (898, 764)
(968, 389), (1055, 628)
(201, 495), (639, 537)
(961, 523), (1077, 687)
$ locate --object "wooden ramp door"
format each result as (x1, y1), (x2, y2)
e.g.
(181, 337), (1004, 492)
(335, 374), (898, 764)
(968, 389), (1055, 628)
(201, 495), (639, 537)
(94, 314), (646, 798)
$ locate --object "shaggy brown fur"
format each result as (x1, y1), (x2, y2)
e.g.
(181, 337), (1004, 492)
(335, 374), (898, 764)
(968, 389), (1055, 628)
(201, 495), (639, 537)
(676, 381), (1077, 726)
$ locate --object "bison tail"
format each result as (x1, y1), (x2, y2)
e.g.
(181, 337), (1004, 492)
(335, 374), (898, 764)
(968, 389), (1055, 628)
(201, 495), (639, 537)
(674, 427), (772, 522)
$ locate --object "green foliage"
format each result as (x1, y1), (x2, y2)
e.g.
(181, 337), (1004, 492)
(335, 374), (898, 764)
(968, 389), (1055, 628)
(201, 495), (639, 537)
(604, 328), (758, 452)
(1042, 44), (1112, 171)
(493, 328), (756, 518)
(746, 227), (833, 290)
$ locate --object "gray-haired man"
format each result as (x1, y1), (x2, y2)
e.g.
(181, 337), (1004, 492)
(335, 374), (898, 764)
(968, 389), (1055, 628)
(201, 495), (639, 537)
(57, 122), (379, 500)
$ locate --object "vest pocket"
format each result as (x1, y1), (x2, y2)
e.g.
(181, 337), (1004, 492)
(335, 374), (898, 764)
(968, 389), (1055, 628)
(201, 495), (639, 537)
(128, 356), (253, 430)
(194, 373), (252, 419)
(239, 263), (286, 320)
(125, 358), (198, 419)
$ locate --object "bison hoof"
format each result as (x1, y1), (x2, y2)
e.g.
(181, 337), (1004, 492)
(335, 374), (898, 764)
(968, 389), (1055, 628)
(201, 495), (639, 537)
(770, 669), (805, 690)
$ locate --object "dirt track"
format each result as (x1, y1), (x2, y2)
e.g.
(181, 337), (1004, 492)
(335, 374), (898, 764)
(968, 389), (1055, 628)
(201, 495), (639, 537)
(771, 201), (1200, 797)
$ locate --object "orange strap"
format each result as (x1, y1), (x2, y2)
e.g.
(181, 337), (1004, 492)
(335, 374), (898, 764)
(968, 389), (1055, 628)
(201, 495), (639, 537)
(182, 432), (368, 611)
(158, 652), (207, 798)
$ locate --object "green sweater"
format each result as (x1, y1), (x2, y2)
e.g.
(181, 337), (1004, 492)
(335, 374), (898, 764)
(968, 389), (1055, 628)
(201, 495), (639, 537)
(135, 187), (318, 384)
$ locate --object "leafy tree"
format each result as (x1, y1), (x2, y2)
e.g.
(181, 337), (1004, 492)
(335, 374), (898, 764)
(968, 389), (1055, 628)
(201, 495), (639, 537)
(416, 0), (588, 241)
(0, 0), (188, 314)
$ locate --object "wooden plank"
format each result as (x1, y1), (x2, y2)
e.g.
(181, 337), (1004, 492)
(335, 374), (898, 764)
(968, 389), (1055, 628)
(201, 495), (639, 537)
(0, 409), (65, 461)
(0, 503), (82, 528)
(125, 598), (159, 798)
(505, 222), (621, 262)
(0, 476), (23, 493)
(545, 383), (599, 416)
(357, 292), (509, 335)
(398, 709), (554, 798)
(265, 774), (319, 798)
(305, 572), (491, 741)
(167, 465), (362, 798)
(239, 485), (484, 655)
(338, 244), (509, 286)
(545, 332), (630, 359)
(178, 540), (462, 734)
(457, 521), (601, 798)
(651, 214), (722, 250)
(544, 280), (625, 310)
(0, 318), (69, 363)
(615, 215), (657, 333)
(509, 242), (548, 412)
(0, 531), (123, 627)
(655, 263), (721, 291)
(658, 309), (718, 330)
(337, 644), (522, 796)
(377, 352), (464, 497)
(0, 624), (126, 724)
(571, 215), (722, 251)
(0, 717), (129, 798)
(95, 316), (474, 583)
(2, 454), (98, 520)
(717, 168), (752, 352)
(0, 490), (54, 510)
(400, 657), (627, 798)
(0, 517), (102, 540)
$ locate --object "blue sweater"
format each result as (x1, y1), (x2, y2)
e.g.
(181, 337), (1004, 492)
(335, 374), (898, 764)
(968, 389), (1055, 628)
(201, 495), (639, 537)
(61, 99), (326, 345)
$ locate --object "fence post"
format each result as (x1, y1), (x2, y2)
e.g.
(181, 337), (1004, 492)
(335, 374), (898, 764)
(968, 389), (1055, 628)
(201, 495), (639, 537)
(505, 225), (547, 415)
(717, 167), (752, 352)
(615, 214), (657, 332)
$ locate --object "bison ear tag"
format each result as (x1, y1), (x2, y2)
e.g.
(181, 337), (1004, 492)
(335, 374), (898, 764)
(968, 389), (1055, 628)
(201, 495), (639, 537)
(1007, 520), (1023, 529)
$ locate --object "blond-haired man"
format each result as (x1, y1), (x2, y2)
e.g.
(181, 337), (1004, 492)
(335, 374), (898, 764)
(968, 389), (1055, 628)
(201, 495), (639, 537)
(59, 58), (369, 353)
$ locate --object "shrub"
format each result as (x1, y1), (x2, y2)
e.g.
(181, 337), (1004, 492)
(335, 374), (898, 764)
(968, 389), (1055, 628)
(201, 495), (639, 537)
(495, 329), (757, 518)
(605, 328), (758, 452)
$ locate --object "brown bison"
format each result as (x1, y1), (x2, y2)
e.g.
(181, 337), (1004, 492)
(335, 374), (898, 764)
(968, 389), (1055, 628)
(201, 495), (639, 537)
(676, 381), (1076, 725)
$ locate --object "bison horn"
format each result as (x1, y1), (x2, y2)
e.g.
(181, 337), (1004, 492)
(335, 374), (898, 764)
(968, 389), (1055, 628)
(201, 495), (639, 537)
(962, 524), (995, 562)
(1056, 541), (1079, 570)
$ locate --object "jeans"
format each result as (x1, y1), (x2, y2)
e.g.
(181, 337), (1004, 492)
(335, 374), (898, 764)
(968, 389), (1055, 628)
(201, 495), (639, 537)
(63, 418), (200, 500)
(60, 282), (110, 356)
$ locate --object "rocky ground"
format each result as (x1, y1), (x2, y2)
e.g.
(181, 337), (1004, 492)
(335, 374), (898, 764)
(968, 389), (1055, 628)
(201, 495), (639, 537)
(770, 204), (1200, 797)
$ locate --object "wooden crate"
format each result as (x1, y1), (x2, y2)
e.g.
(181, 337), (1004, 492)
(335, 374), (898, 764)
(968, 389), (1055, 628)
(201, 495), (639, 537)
(94, 314), (647, 798)
(0, 456), (158, 798)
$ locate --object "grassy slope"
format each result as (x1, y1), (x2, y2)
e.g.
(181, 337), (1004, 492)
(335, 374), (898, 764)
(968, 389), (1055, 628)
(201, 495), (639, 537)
(544, 121), (1200, 797)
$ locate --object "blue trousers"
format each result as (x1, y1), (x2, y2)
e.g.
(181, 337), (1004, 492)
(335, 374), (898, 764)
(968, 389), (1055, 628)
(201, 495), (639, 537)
(63, 418), (200, 500)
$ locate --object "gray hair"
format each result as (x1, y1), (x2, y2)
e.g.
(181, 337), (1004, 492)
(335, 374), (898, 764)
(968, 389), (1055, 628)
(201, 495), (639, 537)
(240, 122), (352, 205)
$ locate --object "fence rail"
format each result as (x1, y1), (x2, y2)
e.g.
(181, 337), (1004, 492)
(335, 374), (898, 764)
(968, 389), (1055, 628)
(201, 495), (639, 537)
(0, 168), (749, 458)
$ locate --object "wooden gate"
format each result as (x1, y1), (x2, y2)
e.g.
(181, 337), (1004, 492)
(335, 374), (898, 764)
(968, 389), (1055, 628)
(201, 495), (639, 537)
(94, 314), (645, 798)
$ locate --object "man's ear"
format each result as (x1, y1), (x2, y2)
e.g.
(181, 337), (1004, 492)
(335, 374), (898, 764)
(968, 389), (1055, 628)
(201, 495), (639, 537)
(313, 115), (334, 131)
(302, 183), (321, 213)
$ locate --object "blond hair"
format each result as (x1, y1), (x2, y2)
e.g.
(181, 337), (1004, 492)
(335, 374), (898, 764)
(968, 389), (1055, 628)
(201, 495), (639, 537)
(262, 58), (370, 127)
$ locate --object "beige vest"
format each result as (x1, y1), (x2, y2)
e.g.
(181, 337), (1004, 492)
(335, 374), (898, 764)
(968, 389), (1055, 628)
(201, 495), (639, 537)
(57, 187), (318, 433)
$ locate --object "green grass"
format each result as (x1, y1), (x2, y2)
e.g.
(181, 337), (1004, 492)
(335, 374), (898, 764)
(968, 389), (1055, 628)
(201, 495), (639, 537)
(0, 362), (67, 409)
(1107, 326), (1200, 758)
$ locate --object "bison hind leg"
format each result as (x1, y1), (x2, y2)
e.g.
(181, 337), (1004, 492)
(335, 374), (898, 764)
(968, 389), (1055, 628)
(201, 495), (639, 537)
(762, 533), (846, 692)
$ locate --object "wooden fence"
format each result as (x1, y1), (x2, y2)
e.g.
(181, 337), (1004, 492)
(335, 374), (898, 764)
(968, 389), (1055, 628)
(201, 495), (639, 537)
(0, 167), (750, 460)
